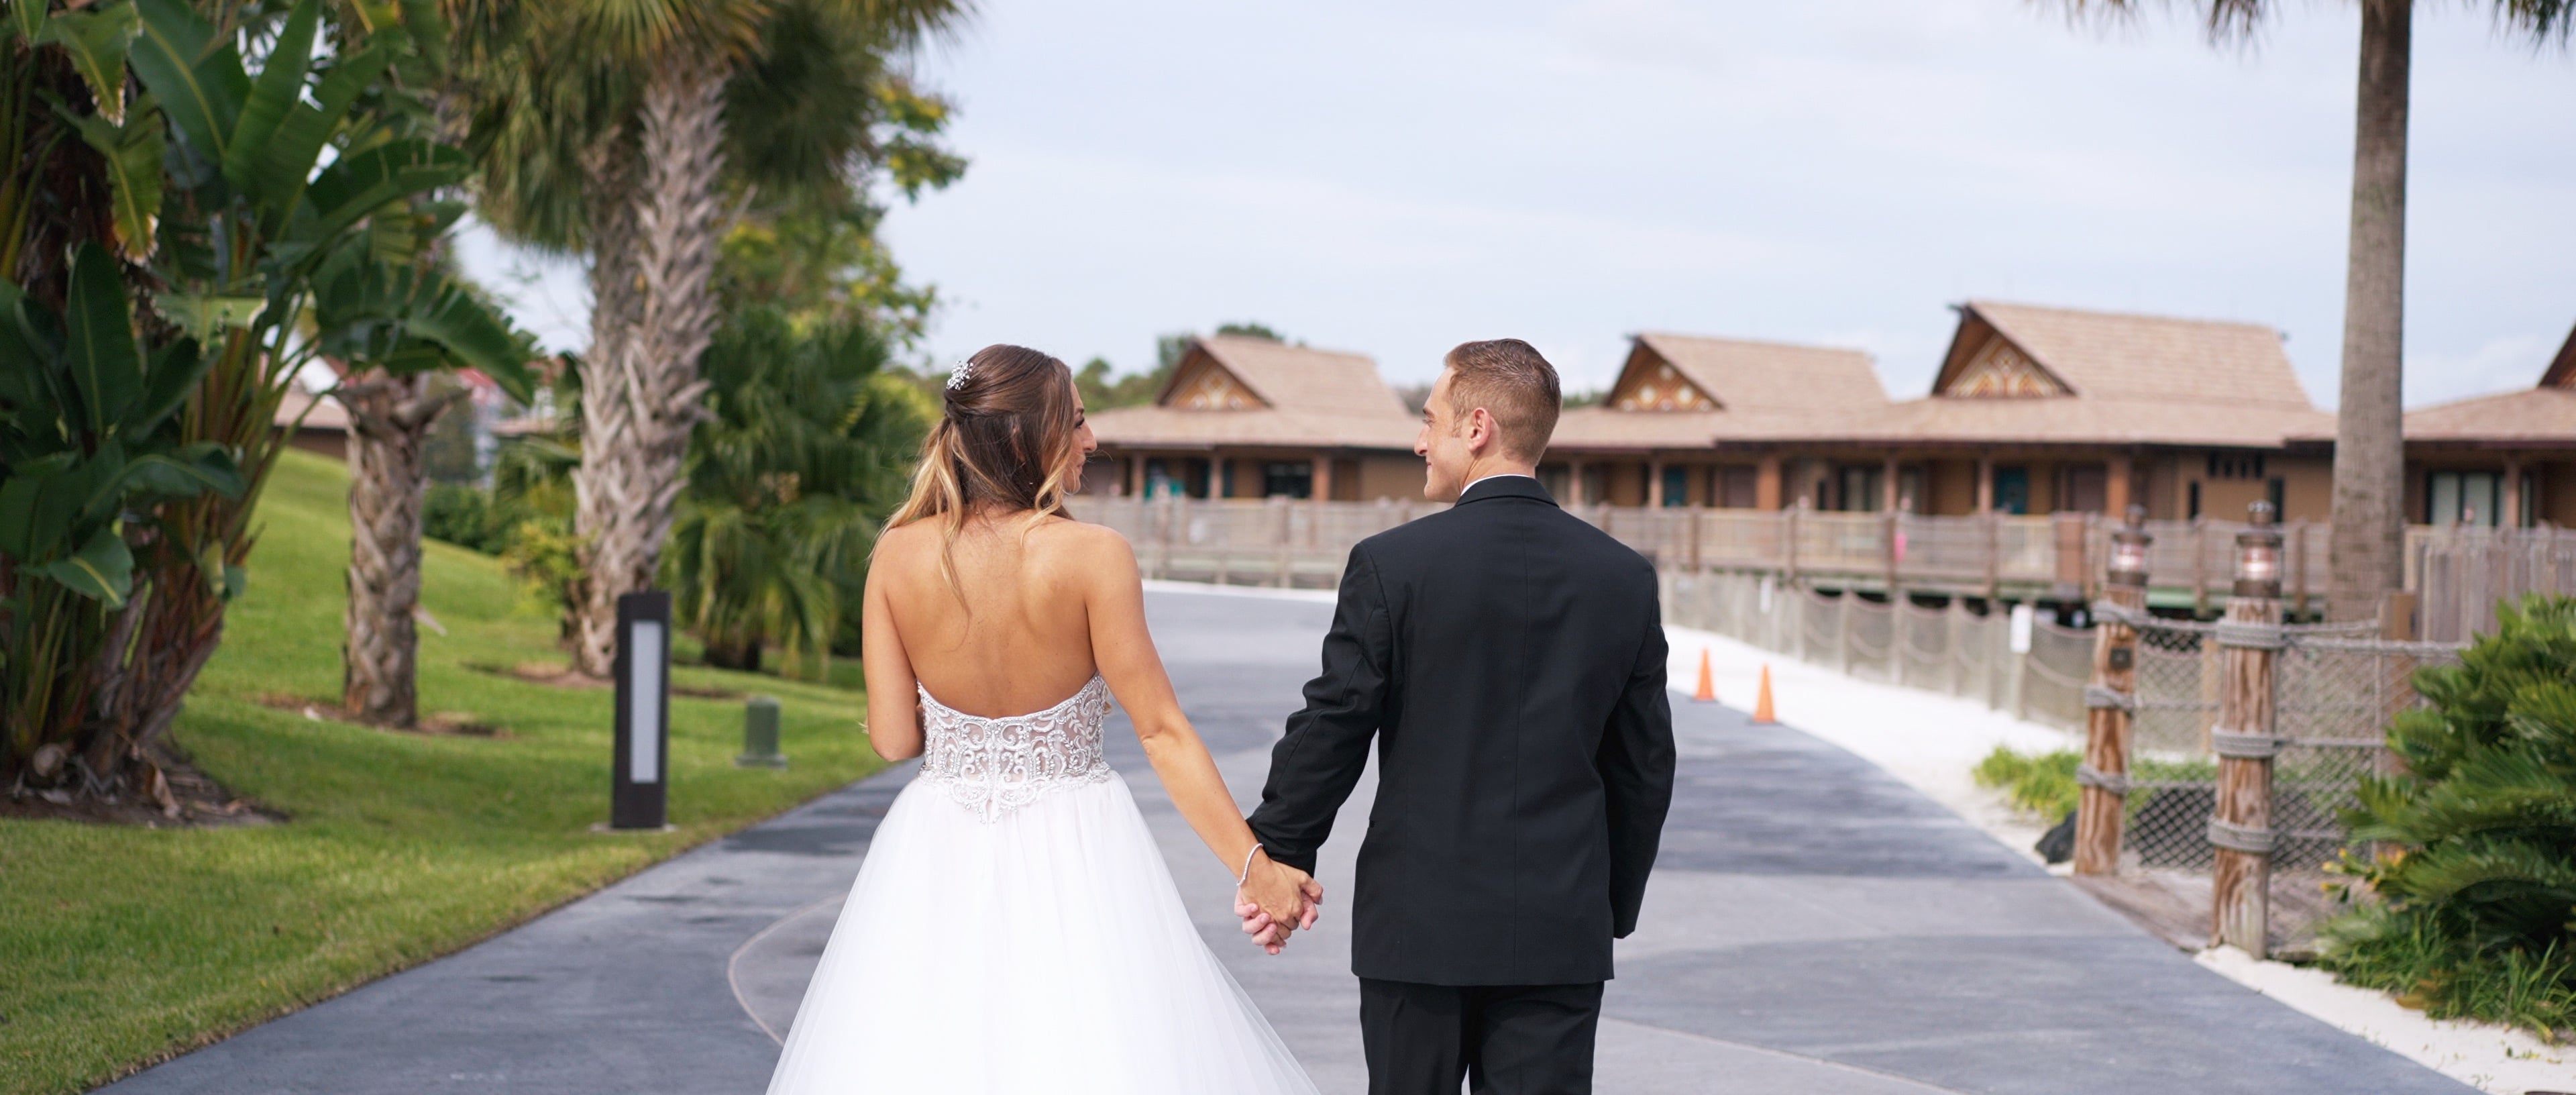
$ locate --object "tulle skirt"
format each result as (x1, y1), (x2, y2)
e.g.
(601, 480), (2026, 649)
(763, 772), (1319, 1094)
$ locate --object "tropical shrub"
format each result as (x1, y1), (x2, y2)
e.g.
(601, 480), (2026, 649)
(665, 306), (932, 674)
(2320, 595), (2576, 1037)
(1, 0), (506, 790)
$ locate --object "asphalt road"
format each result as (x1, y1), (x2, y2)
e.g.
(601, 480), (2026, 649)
(99, 585), (2471, 1094)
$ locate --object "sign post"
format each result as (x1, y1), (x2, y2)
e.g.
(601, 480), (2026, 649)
(611, 591), (672, 831)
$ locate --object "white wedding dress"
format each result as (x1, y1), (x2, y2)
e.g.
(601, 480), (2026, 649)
(763, 676), (1320, 1094)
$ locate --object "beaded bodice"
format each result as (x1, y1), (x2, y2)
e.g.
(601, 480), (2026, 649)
(916, 676), (1115, 822)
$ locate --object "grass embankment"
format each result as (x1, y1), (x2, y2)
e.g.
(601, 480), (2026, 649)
(0, 450), (883, 1094)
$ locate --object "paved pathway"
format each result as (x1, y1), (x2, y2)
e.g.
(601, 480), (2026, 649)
(103, 586), (2471, 1094)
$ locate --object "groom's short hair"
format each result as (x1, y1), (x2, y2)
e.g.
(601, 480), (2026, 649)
(1443, 339), (1561, 462)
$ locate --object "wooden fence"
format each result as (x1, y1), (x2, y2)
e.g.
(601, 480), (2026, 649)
(1087, 495), (2574, 629)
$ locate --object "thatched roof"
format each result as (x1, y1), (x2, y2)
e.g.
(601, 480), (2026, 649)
(2400, 323), (2576, 448)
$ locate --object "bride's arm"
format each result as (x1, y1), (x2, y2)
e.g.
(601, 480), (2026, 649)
(859, 560), (924, 762)
(1080, 531), (1321, 934)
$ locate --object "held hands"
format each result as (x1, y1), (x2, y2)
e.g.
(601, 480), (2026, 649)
(1232, 852), (1322, 955)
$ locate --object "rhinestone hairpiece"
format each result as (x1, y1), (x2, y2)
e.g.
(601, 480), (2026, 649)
(946, 358), (975, 391)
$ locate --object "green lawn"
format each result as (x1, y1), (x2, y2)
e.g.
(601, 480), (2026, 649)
(0, 450), (884, 1095)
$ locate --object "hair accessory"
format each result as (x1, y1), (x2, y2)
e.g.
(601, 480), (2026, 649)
(945, 357), (976, 392)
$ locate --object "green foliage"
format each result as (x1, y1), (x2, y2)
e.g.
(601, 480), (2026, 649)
(714, 202), (935, 348)
(1976, 746), (2081, 819)
(2319, 595), (2576, 1036)
(1, 0), (515, 780)
(665, 305), (933, 672)
(1076, 356), (1168, 411)
(0, 450), (883, 1095)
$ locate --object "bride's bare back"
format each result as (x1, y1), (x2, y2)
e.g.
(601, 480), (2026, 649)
(869, 511), (1122, 718)
(854, 342), (1319, 947)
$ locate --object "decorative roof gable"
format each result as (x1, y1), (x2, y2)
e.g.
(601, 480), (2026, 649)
(1163, 352), (1267, 410)
(1945, 335), (2069, 398)
(1609, 352), (1720, 411)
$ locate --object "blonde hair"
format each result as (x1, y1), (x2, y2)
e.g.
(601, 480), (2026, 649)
(884, 344), (1084, 598)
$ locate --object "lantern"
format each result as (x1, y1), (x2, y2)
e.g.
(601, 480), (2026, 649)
(2233, 501), (2283, 598)
(2107, 504), (2153, 588)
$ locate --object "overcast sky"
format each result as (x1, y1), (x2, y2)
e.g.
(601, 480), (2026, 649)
(457, 0), (2576, 409)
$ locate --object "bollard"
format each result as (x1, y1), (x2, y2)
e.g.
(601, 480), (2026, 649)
(737, 696), (787, 768)
(2210, 502), (2284, 956)
(2074, 507), (2151, 876)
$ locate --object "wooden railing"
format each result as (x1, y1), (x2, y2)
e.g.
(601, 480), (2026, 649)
(1087, 496), (2567, 625)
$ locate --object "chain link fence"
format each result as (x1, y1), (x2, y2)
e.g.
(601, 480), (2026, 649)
(1661, 568), (2466, 944)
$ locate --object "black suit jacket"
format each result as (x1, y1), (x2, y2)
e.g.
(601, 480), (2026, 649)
(1248, 475), (1676, 986)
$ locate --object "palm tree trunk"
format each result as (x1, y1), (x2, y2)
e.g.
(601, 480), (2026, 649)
(570, 54), (726, 677)
(340, 372), (458, 727)
(2326, 0), (2412, 623)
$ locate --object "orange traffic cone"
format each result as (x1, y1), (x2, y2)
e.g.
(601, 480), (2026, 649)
(1692, 648), (1717, 703)
(1750, 664), (1778, 725)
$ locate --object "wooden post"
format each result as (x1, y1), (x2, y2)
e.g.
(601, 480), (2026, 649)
(2211, 503), (2284, 956)
(1128, 453), (1146, 499)
(1568, 459), (1587, 505)
(1784, 501), (1802, 585)
(2504, 458), (2524, 529)
(1975, 452), (1995, 514)
(1648, 457), (1666, 508)
(1756, 454), (1784, 511)
(2076, 509), (2151, 876)
(2191, 518), (2210, 617)
(1311, 454), (1333, 504)
(1271, 494), (1291, 588)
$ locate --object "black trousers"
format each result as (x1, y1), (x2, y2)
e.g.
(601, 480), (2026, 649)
(1358, 978), (1604, 1095)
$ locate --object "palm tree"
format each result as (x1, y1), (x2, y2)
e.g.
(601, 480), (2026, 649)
(667, 306), (931, 673)
(449, 0), (968, 675)
(2049, 0), (2571, 621)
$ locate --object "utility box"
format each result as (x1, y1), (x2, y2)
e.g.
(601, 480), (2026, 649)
(737, 696), (786, 768)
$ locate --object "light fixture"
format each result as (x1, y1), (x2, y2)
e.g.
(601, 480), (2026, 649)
(2234, 501), (2282, 598)
(2108, 503), (2153, 587)
(612, 591), (672, 830)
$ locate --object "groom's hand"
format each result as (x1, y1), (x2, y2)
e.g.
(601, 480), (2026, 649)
(1235, 857), (1323, 953)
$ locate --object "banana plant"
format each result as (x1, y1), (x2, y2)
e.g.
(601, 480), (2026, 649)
(0, 242), (243, 774)
(1, 0), (511, 786)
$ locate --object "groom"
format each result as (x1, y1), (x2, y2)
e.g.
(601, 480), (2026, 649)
(1241, 339), (1676, 1094)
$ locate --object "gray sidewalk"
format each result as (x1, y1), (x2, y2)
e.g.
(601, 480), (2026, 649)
(102, 586), (2471, 1094)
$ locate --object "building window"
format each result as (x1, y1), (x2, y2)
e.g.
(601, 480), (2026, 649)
(1262, 462), (1313, 499)
(1662, 465), (1689, 507)
(2207, 452), (2267, 480)
(1992, 467), (2030, 515)
(1837, 466), (1883, 512)
(2427, 470), (2503, 527)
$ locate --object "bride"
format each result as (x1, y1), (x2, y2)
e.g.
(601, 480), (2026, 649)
(763, 345), (1324, 1094)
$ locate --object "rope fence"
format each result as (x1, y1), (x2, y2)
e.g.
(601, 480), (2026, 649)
(1660, 568), (2465, 946)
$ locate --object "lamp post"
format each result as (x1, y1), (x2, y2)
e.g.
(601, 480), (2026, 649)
(610, 591), (673, 831)
(2211, 501), (2284, 955)
(2076, 505), (2151, 875)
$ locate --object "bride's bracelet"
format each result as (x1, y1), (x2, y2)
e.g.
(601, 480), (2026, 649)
(1236, 843), (1265, 888)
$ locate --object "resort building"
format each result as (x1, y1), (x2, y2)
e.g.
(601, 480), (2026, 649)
(1551, 302), (2337, 521)
(1081, 334), (1424, 501)
(2381, 321), (2576, 527)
